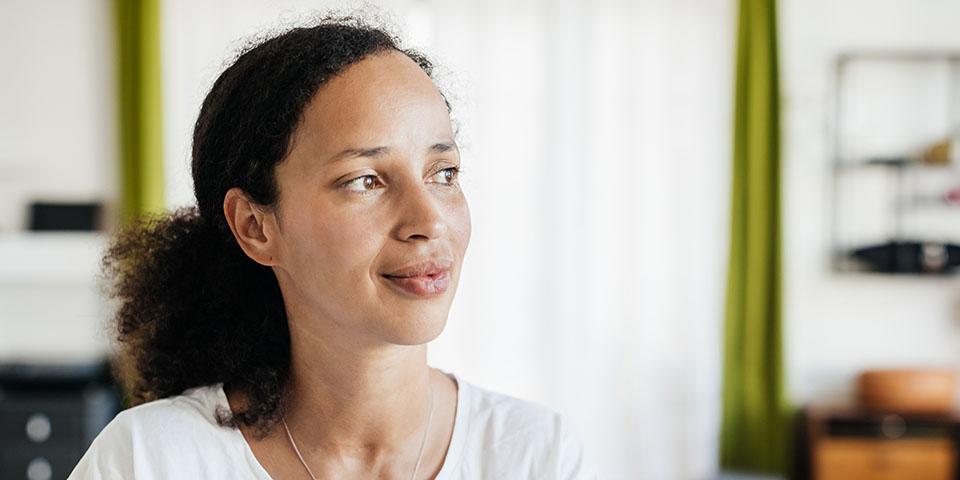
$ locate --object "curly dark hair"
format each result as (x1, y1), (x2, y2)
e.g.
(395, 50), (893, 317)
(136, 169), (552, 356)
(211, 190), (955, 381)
(102, 15), (444, 435)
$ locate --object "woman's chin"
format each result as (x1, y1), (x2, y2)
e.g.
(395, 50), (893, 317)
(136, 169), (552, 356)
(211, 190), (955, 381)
(372, 290), (456, 345)
(382, 316), (449, 346)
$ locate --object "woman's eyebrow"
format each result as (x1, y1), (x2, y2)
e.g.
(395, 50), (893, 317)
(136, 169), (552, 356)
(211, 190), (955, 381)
(327, 146), (389, 164)
(430, 142), (457, 154)
(329, 142), (457, 164)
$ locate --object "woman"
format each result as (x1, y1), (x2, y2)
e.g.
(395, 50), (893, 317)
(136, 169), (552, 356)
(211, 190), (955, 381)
(70, 16), (593, 479)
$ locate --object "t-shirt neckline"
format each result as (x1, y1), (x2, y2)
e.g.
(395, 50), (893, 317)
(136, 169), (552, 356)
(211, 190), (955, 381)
(215, 370), (469, 479)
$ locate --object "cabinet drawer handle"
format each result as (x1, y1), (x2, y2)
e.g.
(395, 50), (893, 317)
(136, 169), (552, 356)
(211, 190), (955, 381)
(25, 413), (52, 443)
(26, 457), (52, 480)
(880, 414), (906, 439)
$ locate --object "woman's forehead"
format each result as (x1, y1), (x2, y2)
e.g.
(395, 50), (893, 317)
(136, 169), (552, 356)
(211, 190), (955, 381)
(309, 52), (439, 110)
(291, 51), (453, 161)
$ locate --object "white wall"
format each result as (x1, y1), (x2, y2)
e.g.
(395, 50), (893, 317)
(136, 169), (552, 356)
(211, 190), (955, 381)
(781, 0), (960, 406)
(0, 0), (117, 231)
(0, 0), (115, 362)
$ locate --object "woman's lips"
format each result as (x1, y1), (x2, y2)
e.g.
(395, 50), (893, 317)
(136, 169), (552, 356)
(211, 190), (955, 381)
(383, 270), (450, 297)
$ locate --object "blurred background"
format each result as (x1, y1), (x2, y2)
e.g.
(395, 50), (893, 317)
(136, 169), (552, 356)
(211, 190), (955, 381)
(3, 0), (960, 479)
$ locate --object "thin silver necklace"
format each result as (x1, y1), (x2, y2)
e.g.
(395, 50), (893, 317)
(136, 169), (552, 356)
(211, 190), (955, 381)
(282, 381), (435, 480)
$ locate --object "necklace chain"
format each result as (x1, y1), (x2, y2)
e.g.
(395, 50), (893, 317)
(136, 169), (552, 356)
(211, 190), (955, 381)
(282, 381), (436, 480)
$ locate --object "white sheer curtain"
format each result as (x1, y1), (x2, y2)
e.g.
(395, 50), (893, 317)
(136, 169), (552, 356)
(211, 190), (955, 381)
(163, 1), (735, 477)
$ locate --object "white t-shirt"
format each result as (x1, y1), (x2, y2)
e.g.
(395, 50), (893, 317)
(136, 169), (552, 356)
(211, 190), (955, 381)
(68, 373), (597, 479)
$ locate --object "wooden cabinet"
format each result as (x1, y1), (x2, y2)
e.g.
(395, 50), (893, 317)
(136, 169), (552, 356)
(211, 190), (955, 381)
(800, 407), (960, 480)
(815, 438), (954, 480)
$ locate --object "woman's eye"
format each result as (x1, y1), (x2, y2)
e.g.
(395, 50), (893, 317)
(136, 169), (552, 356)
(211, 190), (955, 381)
(342, 175), (382, 192)
(431, 167), (460, 184)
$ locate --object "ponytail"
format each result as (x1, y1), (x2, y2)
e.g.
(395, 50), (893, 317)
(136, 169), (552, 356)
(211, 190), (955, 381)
(103, 207), (288, 432)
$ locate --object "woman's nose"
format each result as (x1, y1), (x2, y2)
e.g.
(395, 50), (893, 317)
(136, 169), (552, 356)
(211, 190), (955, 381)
(392, 183), (448, 242)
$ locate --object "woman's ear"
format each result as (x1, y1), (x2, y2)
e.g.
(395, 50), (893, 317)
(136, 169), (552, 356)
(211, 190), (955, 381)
(223, 187), (279, 266)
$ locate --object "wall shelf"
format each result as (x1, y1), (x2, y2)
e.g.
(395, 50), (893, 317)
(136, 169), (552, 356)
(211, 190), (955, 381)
(0, 232), (106, 285)
(0, 232), (110, 362)
(830, 53), (960, 274)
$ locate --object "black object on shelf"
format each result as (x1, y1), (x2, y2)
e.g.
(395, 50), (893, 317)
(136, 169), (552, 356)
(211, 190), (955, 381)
(28, 202), (103, 231)
(0, 360), (120, 480)
(850, 240), (960, 274)
(864, 156), (912, 167)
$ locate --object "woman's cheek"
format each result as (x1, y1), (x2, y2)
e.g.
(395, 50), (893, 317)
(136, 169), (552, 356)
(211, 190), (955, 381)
(453, 197), (471, 252)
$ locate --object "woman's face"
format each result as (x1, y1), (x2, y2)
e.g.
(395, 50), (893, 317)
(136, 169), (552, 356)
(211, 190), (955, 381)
(268, 51), (470, 347)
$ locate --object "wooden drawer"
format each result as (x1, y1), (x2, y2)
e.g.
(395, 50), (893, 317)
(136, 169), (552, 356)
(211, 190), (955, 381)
(814, 438), (955, 480)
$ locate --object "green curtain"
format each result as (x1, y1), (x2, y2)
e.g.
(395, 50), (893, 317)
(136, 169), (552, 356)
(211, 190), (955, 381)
(719, 0), (790, 475)
(114, 0), (164, 220)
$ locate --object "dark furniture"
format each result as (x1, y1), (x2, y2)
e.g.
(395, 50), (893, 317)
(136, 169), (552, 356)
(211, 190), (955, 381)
(0, 361), (120, 480)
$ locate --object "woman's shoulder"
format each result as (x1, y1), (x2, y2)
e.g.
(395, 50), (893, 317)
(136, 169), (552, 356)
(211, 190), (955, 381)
(68, 384), (266, 479)
(458, 377), (563, 437)
(446, 375), (598, 479)
(98, 384), (227, 441)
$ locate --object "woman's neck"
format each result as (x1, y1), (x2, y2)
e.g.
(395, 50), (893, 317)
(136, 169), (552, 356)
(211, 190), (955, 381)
(289, 340), (431, 445)
(274, 318), (435, 476)
(226, 339), (457, 479)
